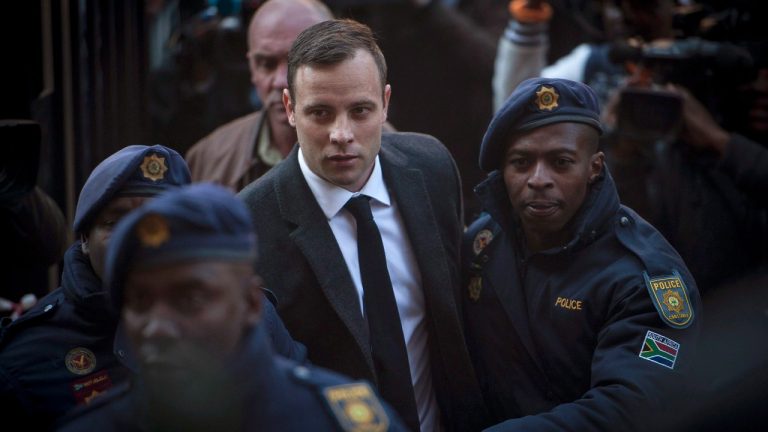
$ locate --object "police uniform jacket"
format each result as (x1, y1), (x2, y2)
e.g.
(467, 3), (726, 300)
(57, 323), (408, 432)
(0, 243), (306, 430)
(462, 166), (702, 431)
(0, 243), (129, 429)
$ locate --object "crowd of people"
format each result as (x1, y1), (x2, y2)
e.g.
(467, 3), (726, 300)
(1, 0), (766, 431)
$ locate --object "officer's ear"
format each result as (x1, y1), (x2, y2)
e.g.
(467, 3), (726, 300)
(80, 233), (90, 256)
(244, 274), (264, 326)
(588, 151), (605, 185)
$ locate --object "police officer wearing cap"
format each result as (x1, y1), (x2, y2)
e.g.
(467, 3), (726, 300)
(0, 145), (304, 430)
(462, 78), (702, 431)
(58, 183), (408, 432)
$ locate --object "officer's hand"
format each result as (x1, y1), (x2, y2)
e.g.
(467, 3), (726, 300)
(667, 84), (730, 159)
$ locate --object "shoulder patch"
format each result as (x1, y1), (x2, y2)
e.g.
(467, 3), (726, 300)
(322, 382), (389, 432)
(66, 347), (97, 375)
(639, 330), (680, 369)
(643, 270), (694, 329)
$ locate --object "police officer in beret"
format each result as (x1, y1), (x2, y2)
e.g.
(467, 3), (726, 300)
(463, 78), (702, 431)
(59, 183), (407, 432)
(0, 145), (304, 430)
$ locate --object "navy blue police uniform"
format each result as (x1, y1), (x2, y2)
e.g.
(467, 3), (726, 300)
(463, 78), (703, 431)
(58, 183), (407, 431)
(0, 146), (305, 430)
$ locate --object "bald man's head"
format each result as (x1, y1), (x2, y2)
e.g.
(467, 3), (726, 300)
(246, 0), (332, 128)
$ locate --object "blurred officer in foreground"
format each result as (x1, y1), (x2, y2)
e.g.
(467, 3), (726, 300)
(0, 145), (304, 430)
(59, 183), (407, 432)
(463, 78), (702, 431)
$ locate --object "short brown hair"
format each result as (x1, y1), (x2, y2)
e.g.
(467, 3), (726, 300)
(287, 19), (387, 100)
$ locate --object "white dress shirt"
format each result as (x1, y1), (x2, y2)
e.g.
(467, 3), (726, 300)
(298, 148), (441, 432)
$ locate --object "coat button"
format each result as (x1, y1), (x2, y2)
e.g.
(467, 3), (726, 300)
(620, 216), (630, 227)
(293, 366), (311, 380)
(117, 350), (126, 358)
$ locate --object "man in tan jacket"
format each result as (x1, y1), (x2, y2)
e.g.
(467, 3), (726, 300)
(186, 0), (332, 191)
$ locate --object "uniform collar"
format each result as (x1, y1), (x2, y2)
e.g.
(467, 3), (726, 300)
(61, 242), (115, 320)
(298, 147), (391, 220)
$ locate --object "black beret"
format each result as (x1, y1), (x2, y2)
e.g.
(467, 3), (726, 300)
(479, 77), (603, 172)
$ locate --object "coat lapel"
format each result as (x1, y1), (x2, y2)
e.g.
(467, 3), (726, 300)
(379, 143), (462, 349)
(272, 149), (373, 372)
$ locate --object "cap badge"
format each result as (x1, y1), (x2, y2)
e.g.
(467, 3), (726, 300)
(65, 347), (97, 375)
(136, 213), (170, 247)
(139, 154), (168, 181)
(535, 85), (559, 111)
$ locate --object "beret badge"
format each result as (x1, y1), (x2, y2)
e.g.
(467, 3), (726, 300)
(135, 213), (170, 247)
(139, 154), (168, 181)
(535, 85), (559, 111)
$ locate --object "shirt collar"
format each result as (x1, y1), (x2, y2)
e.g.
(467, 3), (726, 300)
(298, 147), (391, 220)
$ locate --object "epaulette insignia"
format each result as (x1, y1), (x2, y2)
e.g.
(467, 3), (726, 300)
(472, 229), (494, 255)
(65, 347), (97, 375)
(468, 276), (482, 302)
(643, 270), (694, 329)
(136, 213), (170, 247)
(322, 382), (389, 432)
(139, 153), (167, 181)
(535, 85), (559, 111)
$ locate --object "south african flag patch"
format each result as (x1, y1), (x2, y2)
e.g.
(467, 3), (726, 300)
(639, 330), (679, 369)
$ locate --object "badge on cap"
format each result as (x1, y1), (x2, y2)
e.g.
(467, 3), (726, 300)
(65, 347), (97, 375)
(139, 153), (168, 181)
(643, 270), (694, 329)
(535, 85), (559, 111)
(136, 213), (170, 247)
(322, 382), (389, 432)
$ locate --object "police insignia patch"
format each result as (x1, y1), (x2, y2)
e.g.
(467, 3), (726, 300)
(643, 270), (694, 329)
(535, 85), (559, 111)
(139, 153), (167, 181)
(639, 330), (679, 369)
(65, 347), (97, 375)
(71, 370), (113, 405)
(473, 229), (494, 255)
(322, 382), (389, 432)
(136, 213), (170, 247)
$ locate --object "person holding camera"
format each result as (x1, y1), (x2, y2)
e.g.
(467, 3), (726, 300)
(493, 0), (768, 293)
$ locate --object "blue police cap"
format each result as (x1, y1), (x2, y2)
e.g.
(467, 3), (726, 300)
(105, 183), (256, 312)
(479, 77), (603, 172)
(73, 145), (191, 233)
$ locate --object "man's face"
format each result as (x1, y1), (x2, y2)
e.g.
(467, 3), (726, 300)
(122, 260), (261, 373)
(284, 49), (390, 192)
(247, 6), (326, 126)
(82, 196), (150, 281)
(502, 122), (604, 251)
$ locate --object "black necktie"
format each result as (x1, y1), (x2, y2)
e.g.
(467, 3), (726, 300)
(344, 195), (421, 431)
